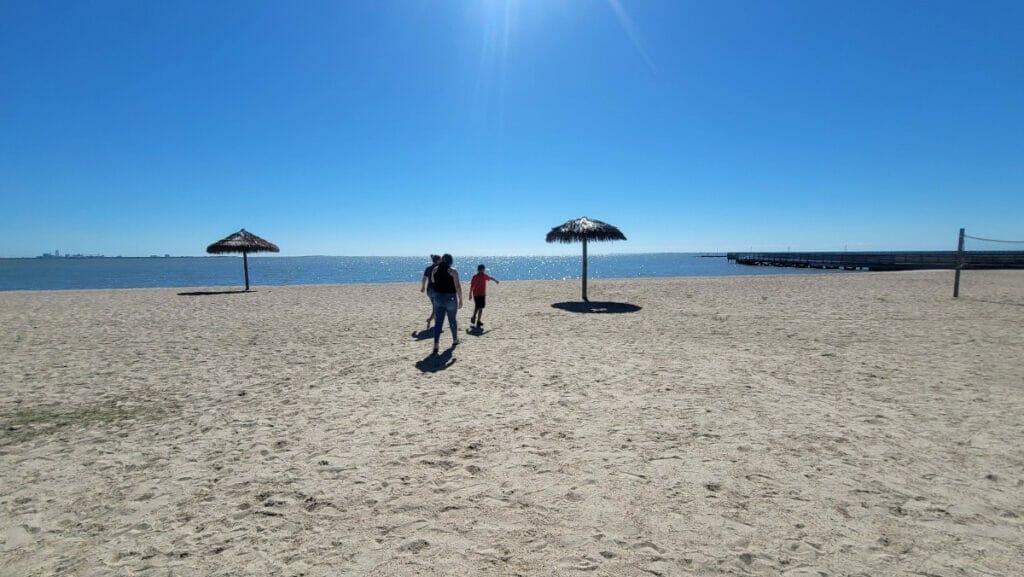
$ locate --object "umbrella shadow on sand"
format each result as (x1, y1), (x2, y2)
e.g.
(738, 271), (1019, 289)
(178, 289), (252, 296)
(551, 301), (642, 314)
(415, 348), (456, 372)
(965, 297), (1024, 307)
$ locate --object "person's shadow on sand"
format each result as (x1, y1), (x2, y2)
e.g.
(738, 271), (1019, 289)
(415, 348), (455, 372)
(551, 301), (642, 314)
(411, 328), (437, 340)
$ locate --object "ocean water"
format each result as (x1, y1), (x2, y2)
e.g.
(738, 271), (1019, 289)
(0, 254), (839, 291)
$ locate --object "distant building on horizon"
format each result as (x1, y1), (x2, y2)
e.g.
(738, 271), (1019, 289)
(37, 249), (104, 259)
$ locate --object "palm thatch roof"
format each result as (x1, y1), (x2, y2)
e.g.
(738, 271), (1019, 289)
(546, 216), (627, 244)
(206, 229), (280, 254)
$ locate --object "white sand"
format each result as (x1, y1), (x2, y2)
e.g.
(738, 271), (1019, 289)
(1, 270), (1022, 576)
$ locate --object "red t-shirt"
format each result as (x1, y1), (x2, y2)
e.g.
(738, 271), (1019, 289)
(470, 272), (494, 296)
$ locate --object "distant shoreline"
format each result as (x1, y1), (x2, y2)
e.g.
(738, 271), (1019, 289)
(14, 252), (728, 260)
(6, 249), (1014, 260)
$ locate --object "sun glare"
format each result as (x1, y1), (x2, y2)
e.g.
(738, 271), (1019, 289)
(605, 0), (656, 73)
(473, 0), (655, 75)
(461, 0), (657, 132)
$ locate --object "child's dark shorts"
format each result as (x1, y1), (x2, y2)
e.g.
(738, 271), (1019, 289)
(473, 295), (486, 308)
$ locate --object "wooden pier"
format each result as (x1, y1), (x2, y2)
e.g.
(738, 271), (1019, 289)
(726, 251), (1024, 271)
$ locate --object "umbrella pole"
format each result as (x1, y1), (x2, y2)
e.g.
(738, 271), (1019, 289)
(243, 251), (250, 291)
(582, 238), (588, 302)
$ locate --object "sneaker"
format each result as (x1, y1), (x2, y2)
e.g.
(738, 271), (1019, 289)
(477, 321), (483, 328)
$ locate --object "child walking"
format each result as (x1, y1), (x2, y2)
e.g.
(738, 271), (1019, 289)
(469, 264), (499, 329)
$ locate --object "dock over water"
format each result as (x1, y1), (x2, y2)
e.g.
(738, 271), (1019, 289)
(727, 251), (1024, 271)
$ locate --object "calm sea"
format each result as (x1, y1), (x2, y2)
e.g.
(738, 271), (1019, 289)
(0, 254), (839, 291)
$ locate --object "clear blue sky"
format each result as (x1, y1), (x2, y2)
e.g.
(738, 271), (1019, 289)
(2, 1), (1022, 257)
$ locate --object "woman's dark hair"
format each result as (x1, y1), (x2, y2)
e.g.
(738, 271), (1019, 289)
(441, 253), (453, 266)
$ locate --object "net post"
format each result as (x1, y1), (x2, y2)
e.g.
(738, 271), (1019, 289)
(953, 227), (964, 298)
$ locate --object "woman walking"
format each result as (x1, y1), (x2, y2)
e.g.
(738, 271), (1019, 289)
(420, 254), (441, 329)
(430, 253), (463, 355)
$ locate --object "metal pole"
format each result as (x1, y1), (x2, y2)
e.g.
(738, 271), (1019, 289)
(953, 228), (964, 298)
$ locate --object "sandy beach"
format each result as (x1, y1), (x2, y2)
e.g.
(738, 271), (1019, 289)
(1, 270), (1022, 576)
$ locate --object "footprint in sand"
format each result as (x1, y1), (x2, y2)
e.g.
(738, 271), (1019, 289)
(559, 555), (599, 571)
(397, 539), (430, 554)
(3, 526), (34, 550)
(631, 541), (665, 555)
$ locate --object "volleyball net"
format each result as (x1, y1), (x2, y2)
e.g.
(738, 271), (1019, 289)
(963, 233), (1024, 246)
(954, 229), (1024, 297)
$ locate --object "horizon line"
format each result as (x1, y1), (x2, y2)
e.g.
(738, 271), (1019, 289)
(4, 248), (1011, 260)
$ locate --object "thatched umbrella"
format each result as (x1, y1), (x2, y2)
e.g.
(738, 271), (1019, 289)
(206, 229), (280, 291)
(546, 216), (626, 301)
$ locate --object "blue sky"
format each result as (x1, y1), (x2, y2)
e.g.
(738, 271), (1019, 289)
(1, 1), (1022, 257)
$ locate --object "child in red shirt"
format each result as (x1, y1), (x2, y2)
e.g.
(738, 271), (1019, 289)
(469, 264), (499, 328)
